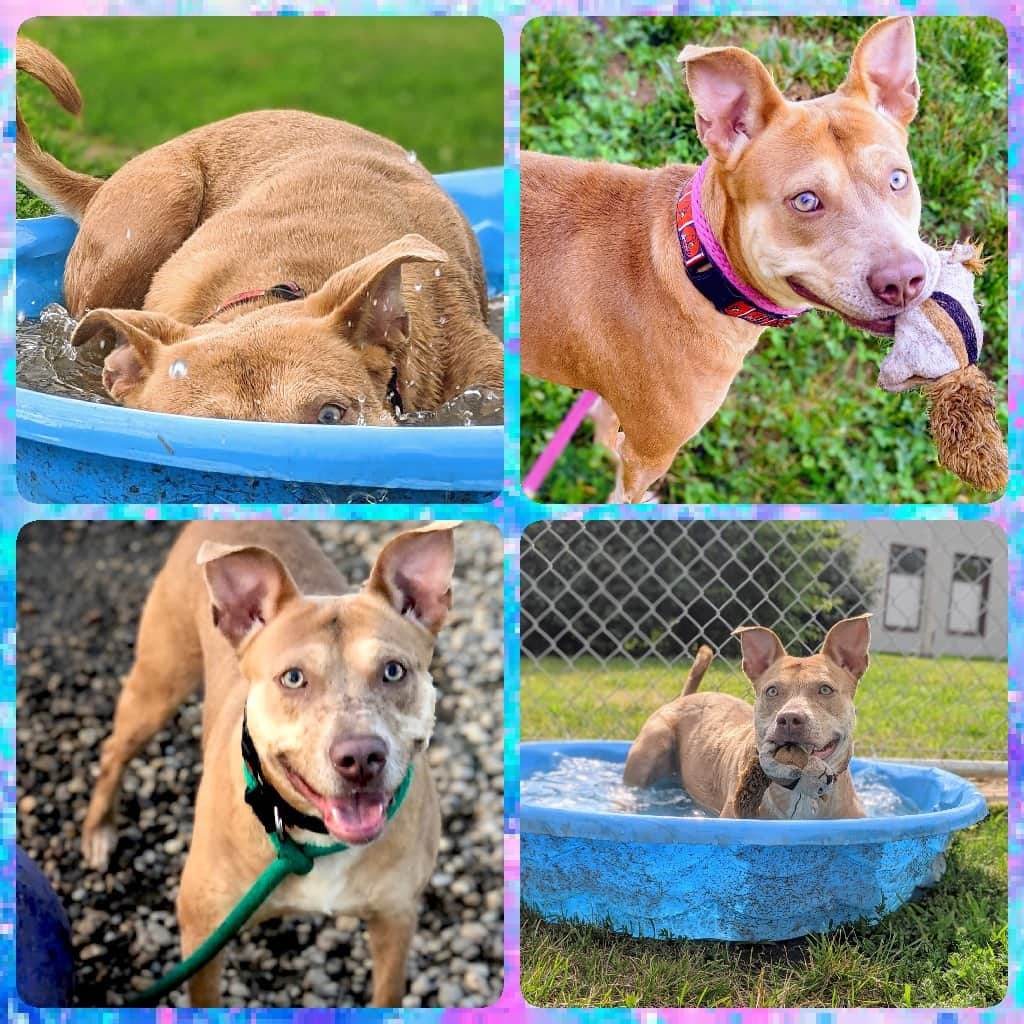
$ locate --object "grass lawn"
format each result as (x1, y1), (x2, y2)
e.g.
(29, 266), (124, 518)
(520, 808), (1007, 1007)
(17, 16), (501, 218)
(520, 16), (1008, 503)
(521, 654), (1007, 761)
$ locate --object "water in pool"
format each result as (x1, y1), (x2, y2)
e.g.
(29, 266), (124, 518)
(522, 755), (920, 818)
(16, 299), (505, 426)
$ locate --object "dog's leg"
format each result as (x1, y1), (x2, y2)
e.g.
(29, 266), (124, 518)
(82, 572), (202, 871)
(177, 862), (227, 1008)
(616, 435), (677, 504)
(63, 149), (206, 315)
(366, 909), (417, 1007)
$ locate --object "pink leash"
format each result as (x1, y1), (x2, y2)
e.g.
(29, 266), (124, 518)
(522, 390), (600, 499)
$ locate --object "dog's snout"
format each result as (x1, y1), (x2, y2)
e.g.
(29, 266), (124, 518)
(774, 710), (807, 740)
(330, 734), (388, 785)
(867, 254), (926, 308)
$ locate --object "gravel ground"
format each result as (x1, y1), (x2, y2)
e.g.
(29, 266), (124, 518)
(17, 520), (504, 1008)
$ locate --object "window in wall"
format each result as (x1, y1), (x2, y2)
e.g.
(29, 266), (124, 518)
(948, 553), (991, 637)
(884, 544), (927, 632)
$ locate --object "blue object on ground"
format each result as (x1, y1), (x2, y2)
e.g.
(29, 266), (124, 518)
(16, 167), (503, 504)
(16, 846), (75, 1006)
(520, 740), (988, 942)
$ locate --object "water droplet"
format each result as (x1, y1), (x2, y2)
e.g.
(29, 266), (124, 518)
(169, 359), (188, 380)
(372, 298), (378, 307)
(407, 150), (417, 163)
(125, 228), (132, 240)
(434, 268), (441, 278)
(16, 311), (25, 325)
(414, 283), (423, 292)
(438, 316), (448, 326)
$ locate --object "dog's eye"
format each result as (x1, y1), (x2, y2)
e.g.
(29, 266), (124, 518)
(889, 170), (909, 191)
(819, 684), (834, 695)
(279, 667), (307, 689)
(790, 192), (821, 213)
(382, 660), (407, 683)
(764, 685), (779, 698)
(317, 403), (346, 425)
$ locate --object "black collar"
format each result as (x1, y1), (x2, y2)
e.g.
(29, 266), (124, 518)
(241, 711), (329, 836)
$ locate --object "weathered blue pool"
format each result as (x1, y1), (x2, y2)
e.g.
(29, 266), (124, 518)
(521, 741), (988, 942)
(16, 167), (503, 504)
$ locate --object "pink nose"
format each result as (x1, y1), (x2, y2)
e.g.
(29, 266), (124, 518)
(330, 735), (387, 785)
(867, 254), (926, 307)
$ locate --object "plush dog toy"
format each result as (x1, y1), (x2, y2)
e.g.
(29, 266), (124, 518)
(877, 242), (1007, 493)
(733, 743), (830, 819)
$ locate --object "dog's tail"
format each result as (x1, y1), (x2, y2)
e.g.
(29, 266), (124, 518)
(17, 37), (102, 220)
(681, 644), (713, 696)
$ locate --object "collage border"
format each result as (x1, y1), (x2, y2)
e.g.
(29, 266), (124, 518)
(1, 1), (1020, 1021)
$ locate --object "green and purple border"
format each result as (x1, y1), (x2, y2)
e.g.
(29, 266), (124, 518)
(0, 1), (1019, 1020)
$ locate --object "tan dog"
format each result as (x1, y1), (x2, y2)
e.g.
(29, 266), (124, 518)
(80, 521), (459, 1006)
(17, 38), (502, 422)
(623, 616), (871, 819)
(521, 17), (938, 501)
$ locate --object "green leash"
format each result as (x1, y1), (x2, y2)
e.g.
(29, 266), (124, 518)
(124, 763), (414, 1006)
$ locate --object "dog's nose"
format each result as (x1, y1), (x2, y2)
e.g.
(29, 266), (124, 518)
(867, 255), (926, 307)
(330, 735), (388, 785)
(774, 711), (806, 740)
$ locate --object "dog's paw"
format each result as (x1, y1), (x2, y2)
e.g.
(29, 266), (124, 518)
(82, 823), (117, 871)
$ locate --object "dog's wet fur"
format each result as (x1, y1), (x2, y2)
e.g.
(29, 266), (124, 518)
(623, 616), (871, 819)
(17, 39), (503, 422)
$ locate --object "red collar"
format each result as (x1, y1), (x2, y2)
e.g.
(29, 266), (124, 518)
(197, 281), (306, 325)
(675, 161), (806, 328)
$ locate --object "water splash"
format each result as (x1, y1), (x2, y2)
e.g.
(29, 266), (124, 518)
(406, 150), (417, 164)
(523, 756), (921, 819)
(168, 359), (189, 380)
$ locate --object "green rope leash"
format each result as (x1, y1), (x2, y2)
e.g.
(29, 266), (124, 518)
(124, 764), (414, 1006)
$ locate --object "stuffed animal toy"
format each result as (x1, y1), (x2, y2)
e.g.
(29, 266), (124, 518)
(877, 242), (1007, 493)
(733, 742), (834, 819)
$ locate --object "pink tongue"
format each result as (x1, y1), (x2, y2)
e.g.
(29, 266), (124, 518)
(318, 792), (389, 844)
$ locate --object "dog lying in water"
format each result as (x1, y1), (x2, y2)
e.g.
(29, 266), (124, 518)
(16, 38), (503, 423)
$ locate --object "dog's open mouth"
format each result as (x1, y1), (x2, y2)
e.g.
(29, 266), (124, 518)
(786, 279), (897, 337)
(811, 737), (839, 759)
(283, 763), (394, 845)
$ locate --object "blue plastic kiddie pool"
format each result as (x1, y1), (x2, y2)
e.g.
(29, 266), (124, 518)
(16, 168), (503, 504)
(520, 741), (988, 942)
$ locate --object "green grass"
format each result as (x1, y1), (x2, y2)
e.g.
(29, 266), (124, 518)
(520, 16), (1008, 503)
(521, 807), (1007, 1008)
(17, 16), (501, 217)
(522, 653), (1007, 761)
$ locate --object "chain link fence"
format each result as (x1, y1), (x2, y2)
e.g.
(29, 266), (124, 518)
(521, 520), (1007, 764)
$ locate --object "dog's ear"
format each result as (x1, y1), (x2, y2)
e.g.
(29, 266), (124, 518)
(677, 45), (786, 163)
(839, 16), (919, 127)
(367, 521), (459, 634)
(71, 309), (190, 402)
(732, 625), (786, 683)
(305, 234), (447, 353)
(821, 614), (872, 682)
(198, 542), (301, 650)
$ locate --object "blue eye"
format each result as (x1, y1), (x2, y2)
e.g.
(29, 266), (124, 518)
(819, 684), (834, 695)
(280, 667), (306, 689)
(382, 661), (407, 683)
(890, 169), (909, 191)
(318, 403), (345, 425)
(790, 192), (821, 213)
(765, 685), (779, 697)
